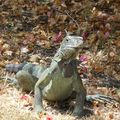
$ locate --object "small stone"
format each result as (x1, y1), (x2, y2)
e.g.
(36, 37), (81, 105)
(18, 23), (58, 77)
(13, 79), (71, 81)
(21, 47), (29, 53)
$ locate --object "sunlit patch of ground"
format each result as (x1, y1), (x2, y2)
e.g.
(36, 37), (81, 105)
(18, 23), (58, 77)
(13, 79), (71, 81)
(0, 82), (120, 120)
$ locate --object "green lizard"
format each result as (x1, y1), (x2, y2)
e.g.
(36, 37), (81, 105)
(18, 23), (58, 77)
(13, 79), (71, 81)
(5, 34), (85, 116)
(4, 34), (117, 117)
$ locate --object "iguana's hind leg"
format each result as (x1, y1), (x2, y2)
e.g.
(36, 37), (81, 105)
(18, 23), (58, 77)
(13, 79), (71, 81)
(16, 70), (37, 91)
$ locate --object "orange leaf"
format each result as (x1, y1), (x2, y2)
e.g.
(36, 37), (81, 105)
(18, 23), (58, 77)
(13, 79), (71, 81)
(109, 113), (114, 119)
(55, 0), (62, 5)
(94, 66), (104, 72)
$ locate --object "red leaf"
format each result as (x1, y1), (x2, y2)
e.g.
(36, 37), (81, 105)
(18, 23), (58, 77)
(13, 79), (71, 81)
(82, 66), (88, 72)
(53, 31), (62, 43)
(80, 55), (88, 62)
(104, 31), (110, 39)
(82, 32), (89, 40)
(46, 115), (53, 120)
(20, 95), (28, 100)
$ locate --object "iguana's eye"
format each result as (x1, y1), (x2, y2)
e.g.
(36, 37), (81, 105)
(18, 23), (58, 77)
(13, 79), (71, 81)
(66, 39), (69, 41)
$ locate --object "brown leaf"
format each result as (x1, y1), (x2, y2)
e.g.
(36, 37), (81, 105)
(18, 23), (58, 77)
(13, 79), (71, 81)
(41, 41), (51, 49)
(109, 113), (114, 119)
(94, 65), (104, 72)
(55, 0), (62, 6)
(39, 30), (48, 40)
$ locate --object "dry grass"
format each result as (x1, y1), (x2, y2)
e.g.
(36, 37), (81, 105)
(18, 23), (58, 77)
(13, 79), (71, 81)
(0, 82), (120, 120)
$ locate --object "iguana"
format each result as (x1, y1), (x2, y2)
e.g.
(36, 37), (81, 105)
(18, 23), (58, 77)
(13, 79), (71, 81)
(3, 34), (117, 117)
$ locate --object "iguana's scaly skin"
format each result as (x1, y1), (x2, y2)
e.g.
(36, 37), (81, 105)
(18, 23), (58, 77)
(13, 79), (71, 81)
(14, 35), (85, 116)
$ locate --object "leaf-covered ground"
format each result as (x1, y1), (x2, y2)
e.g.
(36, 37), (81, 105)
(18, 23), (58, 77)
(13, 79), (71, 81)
(0, 0), (120, 120)
(0, 83), (120, 120)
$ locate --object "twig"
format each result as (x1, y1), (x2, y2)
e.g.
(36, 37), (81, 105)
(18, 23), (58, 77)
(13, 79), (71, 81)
(54, 8), (81, 35)
(64, 10), (79, 29)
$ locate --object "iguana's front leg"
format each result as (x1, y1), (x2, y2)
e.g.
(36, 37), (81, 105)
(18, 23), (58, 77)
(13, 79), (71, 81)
(73, 88), (86, 116)
(73, 73), (86, 116)
(34, 85), (44, 113)
(34, 61), (58, 113)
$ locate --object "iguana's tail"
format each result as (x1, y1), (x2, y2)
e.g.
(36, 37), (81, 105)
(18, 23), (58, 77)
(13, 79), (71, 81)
(86, 94), (119, 104)
(5, 62), (27, 73)
(1, 62), (26, 84)
(0, 76), (17, 85)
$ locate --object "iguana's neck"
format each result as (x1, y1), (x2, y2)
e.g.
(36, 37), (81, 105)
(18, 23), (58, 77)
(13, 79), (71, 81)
(52, 47), (78, 63)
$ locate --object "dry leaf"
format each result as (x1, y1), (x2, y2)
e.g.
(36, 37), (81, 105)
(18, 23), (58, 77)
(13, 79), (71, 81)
(109, 52), (115, 58)
(4, 50), (13, 56)
(29, 54), (40, 62)
(109, 113), (114, 119)
(2, 44), (10, 51)
(94, 65), (104, 72)
(39, 30), (48, 40)
(55, 0), (62, 6)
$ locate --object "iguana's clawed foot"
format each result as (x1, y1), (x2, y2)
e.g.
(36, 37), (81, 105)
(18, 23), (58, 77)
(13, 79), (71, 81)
(87, 94), (118, 104)
(34, 111), (46, 119)
(72, 110), (84, 117)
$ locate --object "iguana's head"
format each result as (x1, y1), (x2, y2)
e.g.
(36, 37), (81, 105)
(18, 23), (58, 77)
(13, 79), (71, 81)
(61, 35), (83, 49)
(54, 35), (83, 61)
